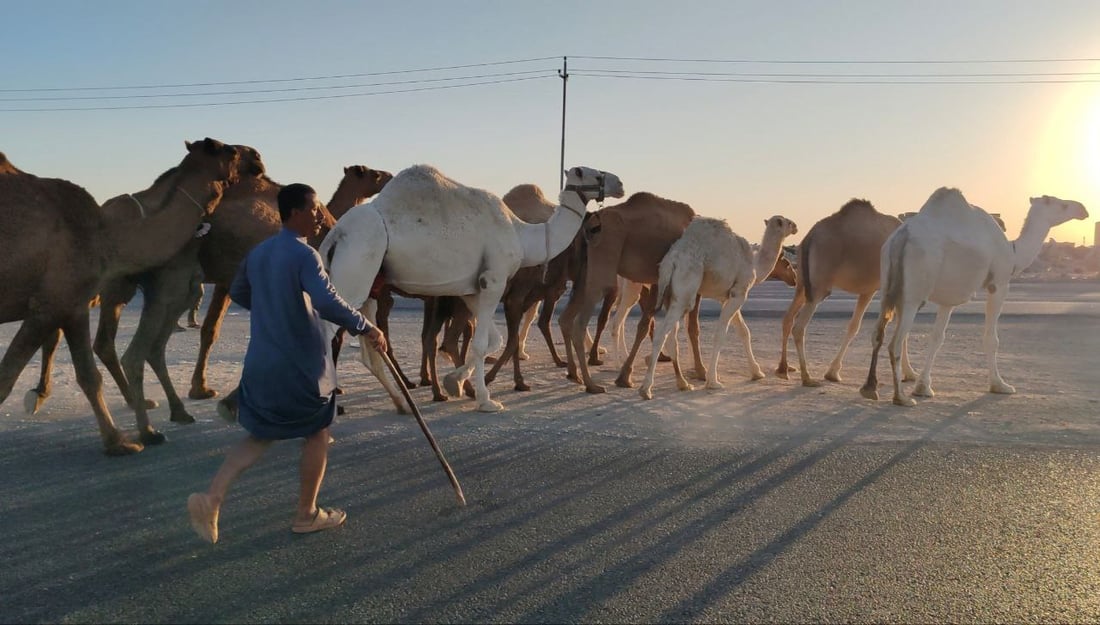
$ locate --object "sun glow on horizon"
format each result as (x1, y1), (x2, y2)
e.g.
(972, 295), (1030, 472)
(1032, 77), (1100, 246)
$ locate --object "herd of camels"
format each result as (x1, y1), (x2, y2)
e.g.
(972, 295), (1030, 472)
(0, 138), (1089, 456)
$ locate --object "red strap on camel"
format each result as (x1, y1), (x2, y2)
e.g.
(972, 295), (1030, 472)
(369, 272), (386, 299)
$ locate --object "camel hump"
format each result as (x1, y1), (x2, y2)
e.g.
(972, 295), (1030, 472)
(502, 183), (547, 205)
(836, 198), (876, 215)
(0, 151), (23, 175)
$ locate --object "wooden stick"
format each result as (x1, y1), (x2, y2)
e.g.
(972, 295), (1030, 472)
(379, 350), (467, 507)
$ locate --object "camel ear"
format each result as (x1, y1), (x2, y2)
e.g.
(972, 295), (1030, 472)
(344, 166), (351, 174)
(185, 140), (193, 150)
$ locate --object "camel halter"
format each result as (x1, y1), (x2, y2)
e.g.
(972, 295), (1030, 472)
(542, 174), (606, 282)
(127, 185), (207, 219)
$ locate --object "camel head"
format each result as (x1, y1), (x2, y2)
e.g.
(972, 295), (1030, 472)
(232, 144), (267, 179)
(764, 215), (799, 238)
(1028, 195), (1089, 227)
(341, 165), (393, 198)
(563, 166), (625, 206)
(182, 137), (241, 186)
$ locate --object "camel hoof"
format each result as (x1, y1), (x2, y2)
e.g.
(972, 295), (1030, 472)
(585, 384), (607, 394)
(518, 351), (530, 361)
(139, 430), (167, 446)
(859, 385), (879, 400)
(104, 437), (144, 456)
(514, 382), (531, 392)
(776, 369), (790, 380)
(677, 383), (695, 392)
(692, 369), (708, 381)
(126, 397), (158, 410)
(566, 372), (582, 384)
(188, 387), (218, 400)
(334, 386), (344, 395)
(23, 389), (47, 415)
(614, 377), (634, 389)
(893, 395), (917, 407)
(903, 371), (919, 382)
(442, 374), (462, 398)
(802, 378), (823, 388)
(705, 380), (724, 390)
(432, 394), (449, 402)
(170, 411), (196, 424)
(588, 357), (604, 366)
(991, 382), (1016, 395)
(657, 353), (673, 363)
(639, 387), (653, 400)
(477, 400), (505, 413)
(484, 355), (498, 365)
(750, 370), (766, 381)
(824, 371), (842, 383)
(553, 359), (568, 368)
(598, 346), (608, 356)
(912, 383), (934, 398)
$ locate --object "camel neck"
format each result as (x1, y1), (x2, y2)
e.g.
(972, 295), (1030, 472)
(327, 185), (367, 221)
(753, 227), (786, 286)
(514, 191), (589, 268)
(1010, 212), (1051, 276)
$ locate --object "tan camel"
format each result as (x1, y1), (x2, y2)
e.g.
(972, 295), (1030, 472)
(481, 183), (593, 391)
(776, 199), (915, 387)
(604, 251), (797, 371)
(639, 216), (798, 399)
(322, 164), (624, 413)
(0, 139), (240, 454)
(558, 192), (697, 393)
(861, 188), (1088, 406)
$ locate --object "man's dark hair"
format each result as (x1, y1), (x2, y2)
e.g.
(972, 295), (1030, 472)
(278, 183), (317, 222)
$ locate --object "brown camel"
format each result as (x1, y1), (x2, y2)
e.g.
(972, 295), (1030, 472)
(188, 158), (386, 399)
(776, 199), (911, 387)
(480, 183), (590, 391)
(558, 192), (696, 393)
(0, 139), (240, 454)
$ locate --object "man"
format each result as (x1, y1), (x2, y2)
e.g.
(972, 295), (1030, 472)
(187, 183), (386, 544)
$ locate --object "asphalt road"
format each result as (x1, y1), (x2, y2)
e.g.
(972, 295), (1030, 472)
(1, 279), (1099, 623)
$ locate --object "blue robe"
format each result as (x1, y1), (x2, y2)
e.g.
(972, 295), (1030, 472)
(229, 228), (369, 440)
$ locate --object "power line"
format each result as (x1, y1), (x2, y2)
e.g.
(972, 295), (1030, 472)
(571, 54), (1100, 65)
(0, 56), (561, 93)
(571, 72), (1100, 85)
(0, 69), (556, 102)
(0, 75), (554, 112)
(571, 68), (1100, 79)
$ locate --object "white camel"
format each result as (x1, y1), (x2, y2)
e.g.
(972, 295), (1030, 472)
(860, 188), (1088, 406)
(321, 164), (624, 413)
(639, 215), (798, 400)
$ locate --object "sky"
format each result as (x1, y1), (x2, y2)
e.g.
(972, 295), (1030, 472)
(2, 0), (1098, 246)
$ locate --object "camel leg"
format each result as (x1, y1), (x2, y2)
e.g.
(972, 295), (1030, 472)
(62, 312), (144, 455)
(559, 289), (584, 384)
(776, 288), (806, 378)
(568, 291), (608, 394)
(901, 336), (917, 382)
(485, 293), (529, 391)
(148, 323), (195, 425)
(912, 305), (954, 398)
(611, 280), (642, 367)
(687, 294), (707, 380)
(669, 322), (693, 390)
(639, 298), (691, 400)
(445, 291), (506, 412)
(419, 298), (449, 401)
(984, 287), (1015, 395)
(616, 288), (658, 389)
(516, 301), (538, 361)
(5, 319), (61, 413)
(27, 329), (62, 414)
(860, 307), (893, 401)
(120, 292), (173, 445)
(793, 299), (823, 387)
(825, 292), (873, 383)
(587, 290), (615, 366)
(730, 308), (765, 381)
(887, 305), (919, 407)
(93, 297), (151, 409)
(537, 292), (567, 367)
(189, 284), (231, 399)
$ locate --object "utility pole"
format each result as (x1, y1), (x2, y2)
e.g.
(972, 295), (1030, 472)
(558, 56), (568, 190)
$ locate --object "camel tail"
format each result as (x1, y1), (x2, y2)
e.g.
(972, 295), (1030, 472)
(656, 257), (675, 313)
(799, 234), (814, 302)
(879, 227), (909, 316)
